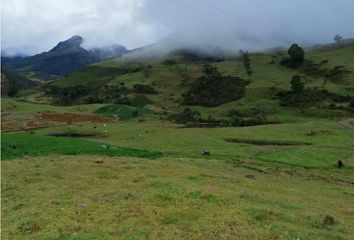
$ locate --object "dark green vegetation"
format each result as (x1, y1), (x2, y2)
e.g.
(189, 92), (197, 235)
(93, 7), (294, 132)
(225, 138), (311, 146)
(1, 40), (354, 239)
(288, 43), (305, 68)
(1, 133), (163, 160)
(1, 63), (37, 96)
(182, 64), (249, 107)
(167, 107), (273, 127)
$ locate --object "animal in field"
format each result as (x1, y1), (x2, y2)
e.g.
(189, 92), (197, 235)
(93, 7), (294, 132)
(202, 150), (210, 156)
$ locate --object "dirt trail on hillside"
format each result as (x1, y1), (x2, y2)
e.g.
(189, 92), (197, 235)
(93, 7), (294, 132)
(339, 118), (354, 131)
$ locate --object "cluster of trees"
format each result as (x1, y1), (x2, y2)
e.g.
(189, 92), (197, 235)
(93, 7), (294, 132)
(183, 64), (249, 107)
(167, 108), (228, 127)
(46, 85), (90, 104)
(227, 108), (274, 127)
(1, 64), (37, 97)
(46, 82), (157, 105)
(168, 107), (274, 127)
(171, 49), (225, 63)
(281, 42), (350, 89)
(278, 74), (353, 108)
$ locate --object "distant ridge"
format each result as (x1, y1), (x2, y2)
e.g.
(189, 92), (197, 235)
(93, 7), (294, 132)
(6, 35), (127, 81)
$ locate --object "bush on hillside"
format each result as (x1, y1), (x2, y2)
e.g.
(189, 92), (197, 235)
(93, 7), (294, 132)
(167, 108), (202, 124)
(278, 88), (354, 108)
(83, 96), (103, 104)
(228, 108), (274, 127)
(46, 85), (90, 105)
(133, 84), (157, 94)
(325, 65), (351, 83)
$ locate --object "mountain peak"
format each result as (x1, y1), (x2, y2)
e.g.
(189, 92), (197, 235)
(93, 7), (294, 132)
(50, 35), (84, 52)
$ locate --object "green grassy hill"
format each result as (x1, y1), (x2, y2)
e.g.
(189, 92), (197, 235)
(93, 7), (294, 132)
(28, 42), (351, 125)
(2, 42), (354, 240)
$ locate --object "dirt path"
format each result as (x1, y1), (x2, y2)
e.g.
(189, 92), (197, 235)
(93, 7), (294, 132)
(340, 118), (354, 131)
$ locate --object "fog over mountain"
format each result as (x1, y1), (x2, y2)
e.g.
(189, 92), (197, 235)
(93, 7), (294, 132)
(2, 0), (354, 56)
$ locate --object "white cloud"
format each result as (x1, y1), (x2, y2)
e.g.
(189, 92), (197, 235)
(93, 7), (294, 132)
(1, 0), (159, 55)
(1, 0), (354, 56)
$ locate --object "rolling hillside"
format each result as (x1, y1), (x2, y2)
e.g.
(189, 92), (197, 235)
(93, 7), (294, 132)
(32, 42), (354, 123)
(2, 41), (354, 240)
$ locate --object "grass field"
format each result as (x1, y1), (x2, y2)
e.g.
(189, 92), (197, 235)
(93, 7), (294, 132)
(34, 119), (354, 168)
(1, 43), (354, 239)
(2, 155), (354, 240)
(1, 133), (163, 160)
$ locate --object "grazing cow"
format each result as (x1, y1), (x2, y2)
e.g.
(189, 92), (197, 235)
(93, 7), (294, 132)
(202, 150), (210, 156)
(337, 160), (344, 168)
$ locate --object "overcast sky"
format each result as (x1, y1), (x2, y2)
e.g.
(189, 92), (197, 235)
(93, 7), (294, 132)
(2, 0), (354, 56)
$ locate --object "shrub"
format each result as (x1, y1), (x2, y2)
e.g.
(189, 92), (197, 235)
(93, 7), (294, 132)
(133, 84), (157, 94)
(325, 65), (350, 83)
(168, 108), (202, 124)
(228, 108), (271, 127)
(83, 96), (102, 104)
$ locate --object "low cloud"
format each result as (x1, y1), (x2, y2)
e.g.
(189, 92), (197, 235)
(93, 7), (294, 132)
(2, 0), (354, 56)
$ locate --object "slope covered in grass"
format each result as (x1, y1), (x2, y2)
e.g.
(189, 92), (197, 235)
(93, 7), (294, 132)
(34, 118), (354, 168)
(42, 43), (353, 123)
(1, 133), (163, 160)
(2, 155), (354, 240)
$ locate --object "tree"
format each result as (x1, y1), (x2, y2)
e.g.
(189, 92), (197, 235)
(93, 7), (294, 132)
(202, 64), (221, 79)
(240, 50), (253, 76)
(290, 75), (304, 93)
(288, 44), (305, 68)
(334, 34), (343, 43)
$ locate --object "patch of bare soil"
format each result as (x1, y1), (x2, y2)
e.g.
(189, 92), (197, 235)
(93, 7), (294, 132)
(145, 104), (165, 112)
(1, 111), (112, 132)
(340, 118), (354, 131)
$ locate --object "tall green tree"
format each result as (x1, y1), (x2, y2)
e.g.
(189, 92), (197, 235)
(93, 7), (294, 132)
(288, 44), (305, 68)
